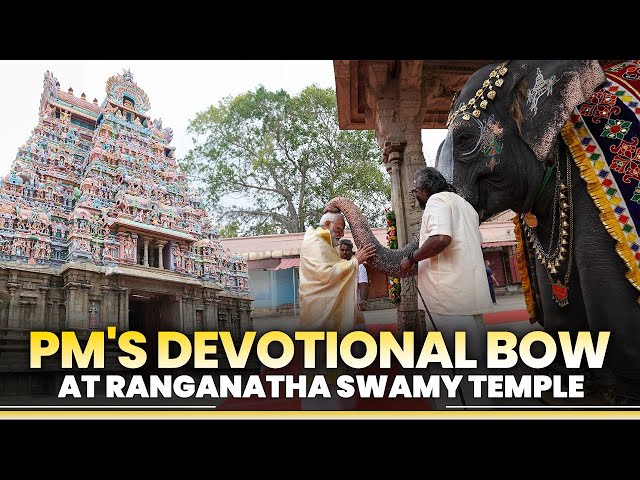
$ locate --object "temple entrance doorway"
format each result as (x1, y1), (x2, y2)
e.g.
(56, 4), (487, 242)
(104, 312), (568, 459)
(128, 291), (167, 370)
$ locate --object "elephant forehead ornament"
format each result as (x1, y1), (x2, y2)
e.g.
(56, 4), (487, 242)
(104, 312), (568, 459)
(446, 62), (509, 127)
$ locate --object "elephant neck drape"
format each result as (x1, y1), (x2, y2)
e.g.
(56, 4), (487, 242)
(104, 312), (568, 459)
(417, 191), (493, 316)
(298, 226), (359, 334)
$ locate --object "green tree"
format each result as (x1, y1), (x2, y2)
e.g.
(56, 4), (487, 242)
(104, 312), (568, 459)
(181, 85), (390, 236)
(218, 220), (240, 239)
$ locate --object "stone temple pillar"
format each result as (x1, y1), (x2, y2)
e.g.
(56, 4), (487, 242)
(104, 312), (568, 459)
(203, 291), (218, 330)
(157, 241), (166, 270)
(6, 278), (21, 329)
(387, 146), (407, 246)
(380, 138), (425, 336)
(370, 61), (429, 337)
(116, 287), (128, 331)
(143, 239), (149, 267)
(64, 280), (82, 329)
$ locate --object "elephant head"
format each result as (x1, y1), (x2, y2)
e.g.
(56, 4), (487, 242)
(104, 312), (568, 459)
(324, 197), (418, 278)
(436, 60), (640, 404)
(437, 60), (605, 220)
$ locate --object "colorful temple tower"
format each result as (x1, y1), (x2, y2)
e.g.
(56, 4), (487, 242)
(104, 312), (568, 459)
(0, 70), (253, 371)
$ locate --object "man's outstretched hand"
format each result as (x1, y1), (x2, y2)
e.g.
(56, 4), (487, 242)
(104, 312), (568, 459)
(354, 244), (376, 264)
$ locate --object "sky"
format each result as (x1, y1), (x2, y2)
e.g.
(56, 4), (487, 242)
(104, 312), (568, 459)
(0, 60), (447, 178)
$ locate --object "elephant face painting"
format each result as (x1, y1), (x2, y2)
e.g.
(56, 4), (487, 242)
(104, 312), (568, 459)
(440, 61), (606, 220)
(438, 60), (640, 404)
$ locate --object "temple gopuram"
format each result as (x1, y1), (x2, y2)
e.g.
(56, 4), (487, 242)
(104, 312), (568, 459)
(0, 70), (253, 385)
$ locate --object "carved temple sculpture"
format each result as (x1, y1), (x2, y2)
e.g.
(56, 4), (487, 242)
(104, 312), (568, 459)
(0, 70), (253, 393)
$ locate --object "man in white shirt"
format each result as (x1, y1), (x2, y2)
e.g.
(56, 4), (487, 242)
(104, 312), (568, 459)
(399, 166), (493, 406)
(338, 238), (369, 312)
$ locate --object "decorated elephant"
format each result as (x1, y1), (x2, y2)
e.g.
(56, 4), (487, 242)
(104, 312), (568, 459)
(433, 59), (640, 404)
(327, 60), (640, 404)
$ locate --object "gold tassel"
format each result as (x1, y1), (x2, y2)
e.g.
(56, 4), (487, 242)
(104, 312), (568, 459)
(513, 214), (538, 323)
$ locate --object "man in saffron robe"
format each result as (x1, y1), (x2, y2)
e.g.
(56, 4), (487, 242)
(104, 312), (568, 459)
(298, 212), (375, 334)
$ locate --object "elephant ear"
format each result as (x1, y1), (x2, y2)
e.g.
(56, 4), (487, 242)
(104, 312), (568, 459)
(506, 60), (605, 161)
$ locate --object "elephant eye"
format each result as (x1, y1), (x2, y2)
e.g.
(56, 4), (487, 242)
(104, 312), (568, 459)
(454, 129), (481, 158)
(458, 132), (473, 145)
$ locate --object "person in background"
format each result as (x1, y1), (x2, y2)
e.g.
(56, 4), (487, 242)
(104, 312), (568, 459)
(338, 238), (369, 308)
(338, 238), (369, 328)
(485, 259), (499, 304)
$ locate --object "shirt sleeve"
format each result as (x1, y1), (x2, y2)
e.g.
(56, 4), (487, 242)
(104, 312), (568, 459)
(424, 193), (452, 237)
(358, 264), (368, 283)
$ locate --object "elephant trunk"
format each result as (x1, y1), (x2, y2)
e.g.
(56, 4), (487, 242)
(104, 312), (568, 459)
(325, 197), (418, 278)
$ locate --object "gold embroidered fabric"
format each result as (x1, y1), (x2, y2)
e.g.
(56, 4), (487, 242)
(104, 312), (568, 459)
(298, 227), (360, 333)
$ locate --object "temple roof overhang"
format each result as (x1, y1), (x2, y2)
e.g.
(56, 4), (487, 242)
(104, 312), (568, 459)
(104, 264), (221, 289)
(48, 99), (99, 122)
(108, 217), (196, 243)
(334, 60), (498, 130)
(334, 60), (620, 130)
(56, 90), (101, 115)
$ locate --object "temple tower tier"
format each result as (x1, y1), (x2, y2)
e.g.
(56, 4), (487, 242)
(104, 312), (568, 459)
(0, 70), (254, 393)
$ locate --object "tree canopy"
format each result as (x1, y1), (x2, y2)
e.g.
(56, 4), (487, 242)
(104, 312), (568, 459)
(181, 85), (390, 236)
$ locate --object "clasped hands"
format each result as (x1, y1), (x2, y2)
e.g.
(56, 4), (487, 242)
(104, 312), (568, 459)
(399, 256), (416, 275)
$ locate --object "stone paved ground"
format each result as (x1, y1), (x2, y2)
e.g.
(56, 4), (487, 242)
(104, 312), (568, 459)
(252, 292), (532, 334)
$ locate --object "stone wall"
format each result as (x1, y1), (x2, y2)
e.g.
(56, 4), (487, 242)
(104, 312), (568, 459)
(0, 261), (253, 395)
